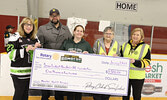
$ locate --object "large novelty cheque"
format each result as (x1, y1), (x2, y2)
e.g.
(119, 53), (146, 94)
(30, 48), (130, 96)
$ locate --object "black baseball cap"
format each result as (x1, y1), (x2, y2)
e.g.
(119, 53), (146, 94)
(49, 8), (60, 15)
(6, 25), (15, 29)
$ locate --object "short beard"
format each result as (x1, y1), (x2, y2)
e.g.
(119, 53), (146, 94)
(51, 19), (59, 25)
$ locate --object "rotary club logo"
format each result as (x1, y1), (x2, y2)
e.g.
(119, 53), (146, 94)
(52, 53), (60, 60)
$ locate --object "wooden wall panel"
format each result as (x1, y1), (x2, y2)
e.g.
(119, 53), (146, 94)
(130, 25), (167, 54)
(0, 15), (167, 54)
(85, 21), (103, 47)
(152, 27), (167, 54)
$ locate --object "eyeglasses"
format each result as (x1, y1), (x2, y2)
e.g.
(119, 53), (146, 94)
(104, 33), (114, 36)
(24, 23), (33, 27)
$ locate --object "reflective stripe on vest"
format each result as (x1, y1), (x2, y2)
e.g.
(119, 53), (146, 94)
(122, 43), (150, 79)
(123, 42), (128, 54)
(123, 43), (146, 71)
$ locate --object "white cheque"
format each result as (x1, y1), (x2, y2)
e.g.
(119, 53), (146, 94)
(30, 48), (130, 96)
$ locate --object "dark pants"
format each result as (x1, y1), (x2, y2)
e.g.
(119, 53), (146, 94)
(55, 91), (66, 100)
(66, 92), (82, 100)
(41, 90), (65, 100)
(41, 90), (50, 100)
(11, 76), (30, 100)
(93, 94), (110, 100)
(123, 79), (145, 100)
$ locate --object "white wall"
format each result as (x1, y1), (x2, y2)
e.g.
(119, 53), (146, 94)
(0, 0), (27, 16)
(39, 0), (167, 27)
(0, 0), (167, 26)
(0, 54), (14, 96)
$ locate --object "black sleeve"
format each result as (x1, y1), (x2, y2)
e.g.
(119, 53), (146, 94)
(120, 45), (123, 57)
(6, 38), (27, 61)
(133, 48), (151, 68)
(6, 38), (22, 53)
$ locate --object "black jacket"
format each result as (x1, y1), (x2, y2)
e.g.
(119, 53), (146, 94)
(6, 32), (39, 78)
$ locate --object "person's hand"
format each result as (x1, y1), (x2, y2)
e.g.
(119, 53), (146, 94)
(101, 52), (107, 56)
(113, 54), (118, 57)
(70, 50), (76, 53)
(26, 45), (35, 52)
(130, 58), (135, 63)
(83, 51), (89, 54)
(34, 42), (41, 48)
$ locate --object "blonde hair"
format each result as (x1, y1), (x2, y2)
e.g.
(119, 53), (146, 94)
(131, 28), (144, 41)
(17, 17), (37, 39)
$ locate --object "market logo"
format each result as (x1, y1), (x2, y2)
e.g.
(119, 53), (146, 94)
(52, 53), (60, 60)
(37, 53), (52, 59)
(165, 91), (167, 96)
(142, 84), (162, 95)
(61, 54), (82, 63)
(145, 63), (163, 83)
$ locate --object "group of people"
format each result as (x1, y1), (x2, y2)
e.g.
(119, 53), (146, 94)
(6, 8), (151, 100)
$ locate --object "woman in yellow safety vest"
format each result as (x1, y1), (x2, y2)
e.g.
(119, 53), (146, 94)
(120, 28), (151, 100)
(93, 26), (120, 100)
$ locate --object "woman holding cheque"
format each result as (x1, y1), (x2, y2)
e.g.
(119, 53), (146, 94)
(6, 17), (41, 100)
(60, 25), (93, 100)
(120, 28), (151, 100)
(93, 26), (120, 100)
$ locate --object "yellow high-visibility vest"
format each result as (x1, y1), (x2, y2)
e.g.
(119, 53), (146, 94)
(98, 40), (119, 56)
(122, 42), (150, 79)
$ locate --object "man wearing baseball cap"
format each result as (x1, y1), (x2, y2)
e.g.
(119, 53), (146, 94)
(4, 25), (15, 47)
(37, 8), (72, 100)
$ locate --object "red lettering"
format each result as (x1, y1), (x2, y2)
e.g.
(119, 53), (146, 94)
(145, 65), (152, 72)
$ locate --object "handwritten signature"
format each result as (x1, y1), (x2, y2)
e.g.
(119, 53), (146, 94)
(84, 82), (125, 91)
